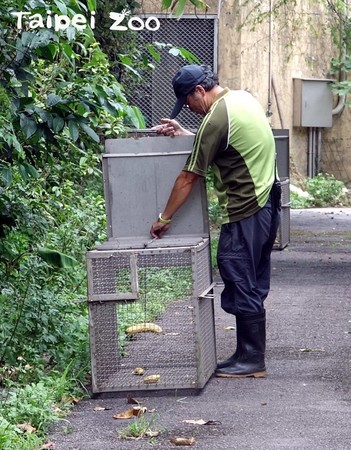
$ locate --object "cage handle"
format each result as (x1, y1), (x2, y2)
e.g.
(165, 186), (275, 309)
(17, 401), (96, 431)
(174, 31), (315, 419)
(199, 282), (217, 300)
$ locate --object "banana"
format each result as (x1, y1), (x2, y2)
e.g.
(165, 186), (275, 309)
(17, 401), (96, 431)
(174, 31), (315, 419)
(125, 323), (163, 335)
(143, 374), (160, 384)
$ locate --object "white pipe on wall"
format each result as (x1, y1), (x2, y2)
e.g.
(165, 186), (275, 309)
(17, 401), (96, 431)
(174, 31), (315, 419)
(272, 75), (285, 129)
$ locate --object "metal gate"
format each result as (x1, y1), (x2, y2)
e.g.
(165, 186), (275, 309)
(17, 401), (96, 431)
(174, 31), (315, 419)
(129, 15), (218, 129)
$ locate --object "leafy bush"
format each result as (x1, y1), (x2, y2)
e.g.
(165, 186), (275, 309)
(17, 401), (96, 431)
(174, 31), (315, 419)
(0, 415), (43, 450)
(291, 173), (351, 208)
(0, 167), (105, 370)
(0, 365), (78, 448)
(206, 170), (222, 229)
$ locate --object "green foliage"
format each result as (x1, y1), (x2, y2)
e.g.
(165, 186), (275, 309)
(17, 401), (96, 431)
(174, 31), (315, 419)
(0, 165), (105, 367)
(117, 414), (161, 440)
(2, 382), (61, 432)
(291, 173), (351, 208)
(206, 170), (222, 229)
(210, 236), (219, 269)
(330, 56), (351, 104)
(161, 0), (209, 16)
(290, 191), (313, 209)
(304, 173), (351, 207)
(0, 167), (99, 443)
(0, 365), (80, 448)
(0, 416), (43, 450)
(0, 0), (145, 173)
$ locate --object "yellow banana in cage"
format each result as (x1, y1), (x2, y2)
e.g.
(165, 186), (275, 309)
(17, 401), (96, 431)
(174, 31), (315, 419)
(125, 323), (163, 335)
(143, 374), (161, 384)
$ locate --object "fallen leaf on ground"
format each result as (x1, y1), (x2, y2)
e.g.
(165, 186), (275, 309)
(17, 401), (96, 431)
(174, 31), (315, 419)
(61, 395), (79, 404)
(17, 422), (36, 434)
(37, 442), (55, 449)
(145, 430), (160, 437)
(127, 393), (141, 405)
(132, 406), (147, 417)
(133, 367), (144, 375)
(52, 406), (64, 414)
(113, 409), (134, 419)
(170, 437), (196, 446)
(113, 406), (147, 419)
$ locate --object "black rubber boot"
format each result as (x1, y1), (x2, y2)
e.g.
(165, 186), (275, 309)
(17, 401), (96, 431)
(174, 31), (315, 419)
(216, 319), (242, 369)
(215, 311), (266, 378)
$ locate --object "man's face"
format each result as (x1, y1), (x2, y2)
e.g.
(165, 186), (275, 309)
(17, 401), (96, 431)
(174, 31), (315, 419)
(185, 86), (207, 116)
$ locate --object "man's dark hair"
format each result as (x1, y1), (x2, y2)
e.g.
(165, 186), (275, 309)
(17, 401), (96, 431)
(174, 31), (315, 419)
(197, 65), (219, 91)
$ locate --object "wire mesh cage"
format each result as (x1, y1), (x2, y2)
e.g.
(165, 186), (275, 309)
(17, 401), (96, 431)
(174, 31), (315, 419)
(87, 238), (216, 393)
(275, 178), (290, 250)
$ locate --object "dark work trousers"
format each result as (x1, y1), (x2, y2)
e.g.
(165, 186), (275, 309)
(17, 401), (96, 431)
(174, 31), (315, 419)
(217, 192), (281, 315)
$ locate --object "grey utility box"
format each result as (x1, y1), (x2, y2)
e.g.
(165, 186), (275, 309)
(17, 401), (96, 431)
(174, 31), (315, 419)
(87, 135), (216, 394)
(293, 78), (334, 128)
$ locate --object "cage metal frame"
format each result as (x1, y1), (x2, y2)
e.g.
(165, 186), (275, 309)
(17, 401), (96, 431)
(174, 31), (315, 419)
(87, 238), (216, 393)
(275, 178), (290, 250)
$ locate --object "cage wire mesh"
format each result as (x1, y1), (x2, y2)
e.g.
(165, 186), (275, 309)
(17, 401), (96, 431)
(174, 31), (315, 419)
(275, 178), (290, 250)
(128, 16), (217, 129)
(87, 240), (215, 393)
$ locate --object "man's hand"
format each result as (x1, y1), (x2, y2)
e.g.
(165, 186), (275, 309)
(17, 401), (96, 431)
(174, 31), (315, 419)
(152, 119), (194, 137)
(150, 221), (170, 239)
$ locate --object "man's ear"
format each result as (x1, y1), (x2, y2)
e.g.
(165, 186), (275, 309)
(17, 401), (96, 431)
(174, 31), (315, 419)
(195, 85), (206, 96)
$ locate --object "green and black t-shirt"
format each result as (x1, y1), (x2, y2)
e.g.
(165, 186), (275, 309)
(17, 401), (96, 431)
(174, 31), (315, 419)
(183, 88), (276, 224)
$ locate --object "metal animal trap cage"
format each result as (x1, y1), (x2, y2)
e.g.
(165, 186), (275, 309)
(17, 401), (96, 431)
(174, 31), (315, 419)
(86, 135), (216, 393)
(87, 237), (215, 393)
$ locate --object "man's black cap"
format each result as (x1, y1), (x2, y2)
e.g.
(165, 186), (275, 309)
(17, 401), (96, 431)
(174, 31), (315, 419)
(170, 65), (207, 119)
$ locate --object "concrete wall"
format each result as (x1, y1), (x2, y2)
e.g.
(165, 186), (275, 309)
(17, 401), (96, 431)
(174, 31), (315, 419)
(138, 0), (351, 184)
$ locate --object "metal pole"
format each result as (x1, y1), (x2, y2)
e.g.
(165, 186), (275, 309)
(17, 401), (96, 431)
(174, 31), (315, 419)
(267, 0), (273, 118)
(308, 127), (313, 178)
(316, 127), (322, 174)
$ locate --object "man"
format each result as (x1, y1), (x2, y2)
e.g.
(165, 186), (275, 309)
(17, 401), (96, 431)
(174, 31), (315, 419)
(150, 64), (281, 378)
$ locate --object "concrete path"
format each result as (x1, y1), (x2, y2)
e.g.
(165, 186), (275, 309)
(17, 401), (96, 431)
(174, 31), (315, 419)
(49, 208), (351, 450)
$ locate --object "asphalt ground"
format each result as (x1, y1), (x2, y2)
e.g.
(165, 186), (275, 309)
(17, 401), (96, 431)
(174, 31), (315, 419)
(49, 208), (351, 450)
